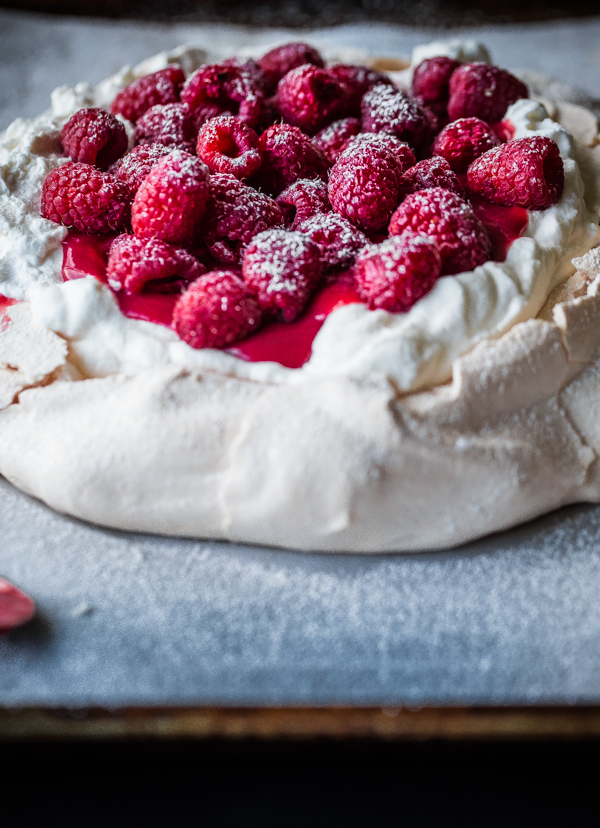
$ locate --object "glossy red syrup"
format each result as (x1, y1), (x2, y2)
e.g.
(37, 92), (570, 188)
(229, 281), (362, 368)
(492, 119), (516, 143)
(61, 199), (526, 370)
(62, 233), (362, 368)
(62, 233), (178, 327)
(0, 295), (17, 314)
(471, 197), (529, 262)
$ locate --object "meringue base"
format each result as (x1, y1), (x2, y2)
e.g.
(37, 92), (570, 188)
(1, 89), (600, 552)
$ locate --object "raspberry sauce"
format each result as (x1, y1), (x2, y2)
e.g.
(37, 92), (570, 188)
(471, 197), (529, 262)
(0, 295), (17, 315)
(62, 232), (178, 327)
(61, 233), (361, 368)
(61, 201), (527, 370)
(229, 281), (361, 368)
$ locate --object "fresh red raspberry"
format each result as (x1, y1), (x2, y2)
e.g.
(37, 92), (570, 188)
(328, 64), (394, 116)
(389, 187), (491, 275)
(134, 103), (197, 154)
(190, 102), (233, 130)
(411, 56), (461, 118)
(242, 228), (322, 321)
(432, 117), (501, 174)
(181, 64), (265, 128)
(296, 212), (369, 273)
(448, 63), (528, 124)
(276, 178), (331, 229)
(200, 173), (284, 265)
(173, 270), (263, 349)
(131, 151), (210, 246)
(342, 132), (417, 168)
(107, 234), (205, 293)
(111, 66), (186, 123)
(61, 108), (128, 171)
(354, 231), (442, 312)
(196, 115), (261, 179)
(0, 577), (35, 635)
(258, 42), (325, 94)
(467, 136), (564, 210)
(110, 142), (172, 199)
(253, 96), (280, 134)
(276, 64), (348, 135)
(361, 85), (431, 152)
(328, 135), (415, 232)
(222, 57), (269, 93)
(253, 123), (330, 196)
(421, 104), (444, 138)
(41, 161), (130, 234)
(397, 156), (465, 201)
(311, 117), (361, 164)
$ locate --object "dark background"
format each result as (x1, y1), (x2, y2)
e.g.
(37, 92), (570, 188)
(2, 738), (600, 825)
(1, 0), (600, 26)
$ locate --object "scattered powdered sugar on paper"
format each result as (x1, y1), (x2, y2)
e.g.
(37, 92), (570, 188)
(2, 473), (600, 704)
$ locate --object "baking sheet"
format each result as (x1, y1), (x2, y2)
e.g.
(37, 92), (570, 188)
(2, 10), (600, 706)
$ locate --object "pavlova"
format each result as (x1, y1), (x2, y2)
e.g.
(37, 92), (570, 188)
(0, 39), (599, 552)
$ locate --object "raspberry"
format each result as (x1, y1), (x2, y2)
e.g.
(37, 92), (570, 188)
(134, 103), (197, 154)
(111, 66), (186, 123)
(296, 212), (369, 273)
(411, 56), (461, 118)
(131, 151), (210, 246)
(0, 577), (35, 635)
(173, 270), (263, 349)
(361, 85), (431, 152)
(107, 234), (205, 293)
(448, 63), (528, 124)
(222, 57), (268, 93)
(276, 178), (331, 229)
(328, 64), (394, 116)
(258, 42), (325, 94)
(354, 232), (442, 312)
(253, 123), (330, 196)
(311, 117), (361, 164)
(110, 142), (172, 199)
(328, 135), (415, 232)
(242, 229), (322, 321)
(253, 96), (280, 134)
(467, 136), (564, 210)
(276, 64), (348, 135)
(343, 132), (417, 168)
(200, 173), (284, 264)
(432, 117), (501, 174)
(397, 156), (465, 201)
(181, 63), (265, 128)
(389, 187), (491, 275)
(41, 161), (130, 234)
(196, 115), (261, 180)
(190, 102), (233, 130)
(61, 108), (128, 171)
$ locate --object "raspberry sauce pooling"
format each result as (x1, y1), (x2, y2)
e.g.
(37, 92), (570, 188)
(61, 232), (362, 368)
(61, 197), (527, 370)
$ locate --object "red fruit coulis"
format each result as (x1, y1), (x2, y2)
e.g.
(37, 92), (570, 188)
(60, 197), (527, 370)
(0, 295), (16, 314)
(61, 232), (362, 368)
(472, 198), (529, 261)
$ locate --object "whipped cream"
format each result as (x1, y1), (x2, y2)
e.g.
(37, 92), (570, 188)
(2, 42), (600, 391)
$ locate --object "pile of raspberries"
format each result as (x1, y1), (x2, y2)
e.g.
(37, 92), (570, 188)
(41, 44), (565, 350)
